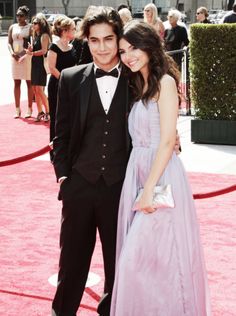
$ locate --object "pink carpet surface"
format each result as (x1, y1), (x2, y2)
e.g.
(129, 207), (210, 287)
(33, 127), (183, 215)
(0, 102), (236, 315)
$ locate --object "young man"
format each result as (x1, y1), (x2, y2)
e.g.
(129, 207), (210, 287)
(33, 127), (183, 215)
(51, 6), (130, 316)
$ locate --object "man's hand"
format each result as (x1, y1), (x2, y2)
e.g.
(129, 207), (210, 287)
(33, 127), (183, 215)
(174, 131), (181, 155)
(59, 176), (67, 185)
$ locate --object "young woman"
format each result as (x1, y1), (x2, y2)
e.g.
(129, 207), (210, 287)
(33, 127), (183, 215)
(26, 14), (51, 122)
(8, 5), (33, 118)
(111, 21), (211, 315)
(47, 16), (77, 159)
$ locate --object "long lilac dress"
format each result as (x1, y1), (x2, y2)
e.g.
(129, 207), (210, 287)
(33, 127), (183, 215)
(111, 99), (211, 316)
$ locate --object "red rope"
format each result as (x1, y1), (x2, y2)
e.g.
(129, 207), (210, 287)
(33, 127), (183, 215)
(0, 289), (97, 311)
(0, 145), (236, 200)
(193, 184), (236, 199)
(85, 287), (101, 302)
(0, 145), (51, 167)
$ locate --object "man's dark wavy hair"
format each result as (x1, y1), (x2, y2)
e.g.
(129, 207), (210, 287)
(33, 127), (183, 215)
(80, 6), (123, 40)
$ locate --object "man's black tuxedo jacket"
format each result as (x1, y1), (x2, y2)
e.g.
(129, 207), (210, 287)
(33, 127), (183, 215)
(53, 62), (131, 182)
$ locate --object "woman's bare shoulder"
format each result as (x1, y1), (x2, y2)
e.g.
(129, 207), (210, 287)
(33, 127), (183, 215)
(160, 74), (176, 87)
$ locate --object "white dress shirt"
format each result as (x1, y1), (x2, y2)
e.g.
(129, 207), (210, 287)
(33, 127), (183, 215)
(94, 62), (121, 114)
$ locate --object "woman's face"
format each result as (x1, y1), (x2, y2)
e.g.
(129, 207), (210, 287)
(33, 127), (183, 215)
(63, 22), (76, 40)
(144, 7), (153, 21)
(32, 19), (40, 32)
(196, 10), (206, 22)
(16, 11), (26, 25)
(119, 38), (149, 76)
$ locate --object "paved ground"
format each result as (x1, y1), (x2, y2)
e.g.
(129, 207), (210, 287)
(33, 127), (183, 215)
(1, 35), (236, 176)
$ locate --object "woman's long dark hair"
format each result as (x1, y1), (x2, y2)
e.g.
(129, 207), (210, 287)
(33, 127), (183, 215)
(32, 14), (52, 41)
(120, 21), (180, 104)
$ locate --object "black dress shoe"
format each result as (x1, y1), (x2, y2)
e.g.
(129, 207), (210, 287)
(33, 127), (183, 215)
(97, 292), (111, 316)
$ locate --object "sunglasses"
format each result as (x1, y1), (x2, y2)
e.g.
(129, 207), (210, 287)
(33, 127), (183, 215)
(196, 12), (203, 15)
(33, 21), (39, 25)
(16, 13), (24, 17)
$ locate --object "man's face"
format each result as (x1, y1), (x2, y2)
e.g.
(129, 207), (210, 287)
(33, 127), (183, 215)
(88, 23), (119, 71)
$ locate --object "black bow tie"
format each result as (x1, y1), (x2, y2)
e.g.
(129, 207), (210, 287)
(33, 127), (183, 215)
(95, 68), (119, 78)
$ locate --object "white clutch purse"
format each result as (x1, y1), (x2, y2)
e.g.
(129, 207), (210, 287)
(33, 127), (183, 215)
(132, 184), (175, 211)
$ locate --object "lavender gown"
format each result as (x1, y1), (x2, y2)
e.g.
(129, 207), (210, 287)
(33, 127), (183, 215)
(110, 100), (211, 316)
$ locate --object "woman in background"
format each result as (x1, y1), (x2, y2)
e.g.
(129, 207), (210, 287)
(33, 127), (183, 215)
(26, 13), (51, 122)
(143, 3), (164, 38)
(196, 7), (211, 23)
(47, 16), (77, 160)
(111, 21), (211, 315)
(8, 5), (33, 118)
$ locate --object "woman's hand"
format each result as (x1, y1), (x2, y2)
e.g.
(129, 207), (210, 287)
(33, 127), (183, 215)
(137, 188), (156, 214)
(27, 42), (33, 52)
(25, 48), (33, 55)
(12, 52), (20, 61)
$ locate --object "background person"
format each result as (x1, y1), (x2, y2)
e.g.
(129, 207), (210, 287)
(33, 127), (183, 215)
(143, 3), (165, 38)
(223, 3), (236, 23)
(47, 16), (77, 160)
(111, 20), (210, 315)
(8, 5), (33, 118)
(26, 14), (51, 122)
(71, 5), (94, 65)
(196, 7), (211, 23)
(164, 9), (189, 68)
(118, 7), (133, 25)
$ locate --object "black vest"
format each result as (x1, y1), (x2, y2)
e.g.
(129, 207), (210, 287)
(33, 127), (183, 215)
(73, 77), (128, 185)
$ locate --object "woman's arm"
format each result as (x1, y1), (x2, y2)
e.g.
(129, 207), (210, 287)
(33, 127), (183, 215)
(137, 74), (178, 213)
(26, 33), (50, 56)
(40, 33), (50, 55)
(47, 49), (60, 79)
(7, 25), (19, 60)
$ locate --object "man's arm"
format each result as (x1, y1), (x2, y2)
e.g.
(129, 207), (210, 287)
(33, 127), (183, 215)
(182, 27), (189, 47)
(53, 70), (71, 181)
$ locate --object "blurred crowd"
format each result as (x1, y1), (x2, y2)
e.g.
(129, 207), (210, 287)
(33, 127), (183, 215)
(7, 3), (236, 129)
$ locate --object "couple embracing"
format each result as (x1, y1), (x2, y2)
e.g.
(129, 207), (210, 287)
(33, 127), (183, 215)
(51, 6), (211, 316)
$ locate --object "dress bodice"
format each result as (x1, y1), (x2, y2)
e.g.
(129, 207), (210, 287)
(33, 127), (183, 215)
(49, 43), (77, 73)
(128, 99), (161, 149)
(12, 23), (31, 54)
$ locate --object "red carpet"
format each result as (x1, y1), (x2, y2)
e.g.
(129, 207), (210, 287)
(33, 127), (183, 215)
(0, 102), (236, 315)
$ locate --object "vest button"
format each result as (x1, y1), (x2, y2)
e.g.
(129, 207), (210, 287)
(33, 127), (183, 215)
(103, 143), (107, 147)
(102, 155), (106, 159)
(104, 131), (108, 135)
(101, 166), (105, 171)
(106, 119), (110, 123)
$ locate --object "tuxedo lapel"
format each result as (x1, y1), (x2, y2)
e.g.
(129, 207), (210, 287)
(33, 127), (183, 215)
(79, 63), (94, 135)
